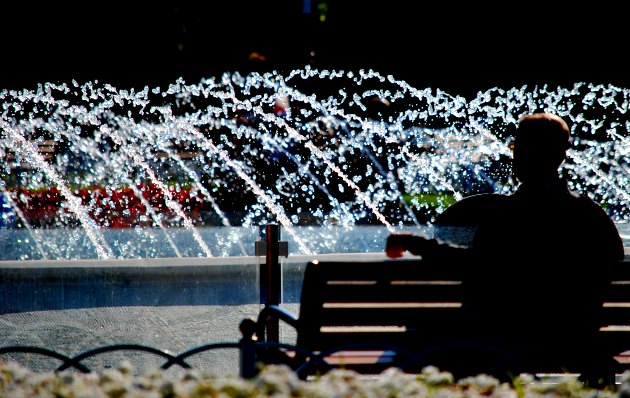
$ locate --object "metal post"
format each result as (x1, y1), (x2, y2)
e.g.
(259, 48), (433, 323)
(254, 224), (288, 342)
(264, 224), (281, 342)
(255, 224), (288, 342)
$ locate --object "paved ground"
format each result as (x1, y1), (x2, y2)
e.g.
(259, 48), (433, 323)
(0, 304), (299, 376)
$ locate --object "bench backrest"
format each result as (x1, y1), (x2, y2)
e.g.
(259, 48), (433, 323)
(296, 259), (466, 352)
(599, 259), (630, 368)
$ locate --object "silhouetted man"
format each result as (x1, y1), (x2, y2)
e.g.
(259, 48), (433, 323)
(386, 112), (625, 384)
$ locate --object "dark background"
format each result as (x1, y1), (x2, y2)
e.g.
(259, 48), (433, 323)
(1, 1), (627, 99)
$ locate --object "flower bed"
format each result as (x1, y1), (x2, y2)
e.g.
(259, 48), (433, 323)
(8, 183), (205, 228)
(0, 361), (622, 398)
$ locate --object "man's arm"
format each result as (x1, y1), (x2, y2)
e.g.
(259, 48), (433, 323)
(386, 233), (471, 262)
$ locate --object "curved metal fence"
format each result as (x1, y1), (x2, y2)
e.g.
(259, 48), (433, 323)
(0, 339), (521, 381)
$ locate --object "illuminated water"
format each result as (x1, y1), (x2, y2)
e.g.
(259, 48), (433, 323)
(1, 67), (628, 260)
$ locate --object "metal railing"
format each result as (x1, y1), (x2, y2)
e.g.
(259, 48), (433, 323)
(0, 332), (521, 380)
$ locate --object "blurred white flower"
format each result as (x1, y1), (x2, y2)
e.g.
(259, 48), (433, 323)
(0, 360), (621, 398)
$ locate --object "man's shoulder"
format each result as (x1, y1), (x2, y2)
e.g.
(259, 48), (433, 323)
(435, 193), (510, 226)
(567, 191), (612, 214)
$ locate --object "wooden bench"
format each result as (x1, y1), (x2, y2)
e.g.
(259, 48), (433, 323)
(242, 257), (630, 383)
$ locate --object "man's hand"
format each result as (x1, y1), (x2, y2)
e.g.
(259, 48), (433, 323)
(386, 233), (413, 258)
(386, 233), (436, 258)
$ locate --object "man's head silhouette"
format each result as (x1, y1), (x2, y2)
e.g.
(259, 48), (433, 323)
(512, 112), (570, 184)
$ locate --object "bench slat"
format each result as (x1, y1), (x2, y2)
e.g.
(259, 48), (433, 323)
(312, 307), (464, 326)
(318, 286), (465, 302)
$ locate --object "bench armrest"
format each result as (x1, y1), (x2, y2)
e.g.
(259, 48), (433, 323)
(255, 305), (299, 341)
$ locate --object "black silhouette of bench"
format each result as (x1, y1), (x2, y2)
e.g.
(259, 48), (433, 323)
(243, 257), (630, 384)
